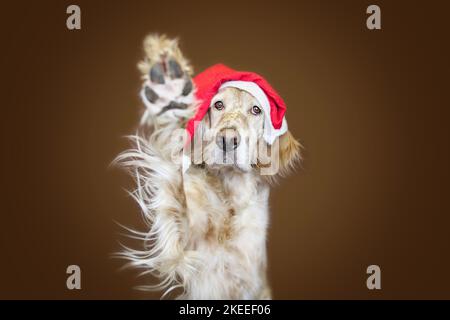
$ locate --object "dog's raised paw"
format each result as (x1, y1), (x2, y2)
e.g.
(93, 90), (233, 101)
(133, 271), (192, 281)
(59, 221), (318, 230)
(142, 55), (194, 115)
(138, 35), (194, 125)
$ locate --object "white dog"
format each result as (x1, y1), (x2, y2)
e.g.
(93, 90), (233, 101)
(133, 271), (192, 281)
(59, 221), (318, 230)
(115, 35), (301, 299)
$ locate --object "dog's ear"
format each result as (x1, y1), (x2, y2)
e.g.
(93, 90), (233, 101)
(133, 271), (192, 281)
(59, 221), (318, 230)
(276, 130), (301, 176)
(256, 130), (301, 178)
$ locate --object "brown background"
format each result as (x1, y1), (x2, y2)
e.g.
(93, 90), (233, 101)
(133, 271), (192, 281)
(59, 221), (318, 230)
(0, 0), (449, 299)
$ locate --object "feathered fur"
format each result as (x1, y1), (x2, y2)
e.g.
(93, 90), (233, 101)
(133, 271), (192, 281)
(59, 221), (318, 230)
(114, 34), (301, 299)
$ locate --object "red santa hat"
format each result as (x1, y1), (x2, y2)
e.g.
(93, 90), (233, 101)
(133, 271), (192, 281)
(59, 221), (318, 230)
(186, 64), (288, 145)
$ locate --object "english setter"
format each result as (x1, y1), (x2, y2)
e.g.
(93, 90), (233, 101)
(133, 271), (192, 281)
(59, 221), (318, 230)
(115, 35), (301, 299)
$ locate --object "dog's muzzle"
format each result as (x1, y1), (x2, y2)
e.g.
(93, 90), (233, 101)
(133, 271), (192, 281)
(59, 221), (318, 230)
(216, 127), (241, 152)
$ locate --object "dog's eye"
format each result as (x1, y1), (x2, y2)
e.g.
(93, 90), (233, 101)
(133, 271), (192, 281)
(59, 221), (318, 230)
(251, 106), (262, 115)
(214, 101), (224, 110)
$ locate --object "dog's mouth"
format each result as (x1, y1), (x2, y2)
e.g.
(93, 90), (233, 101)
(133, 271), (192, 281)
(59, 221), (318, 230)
(208, 147), (253, 172)
(157, 101), (188, 116)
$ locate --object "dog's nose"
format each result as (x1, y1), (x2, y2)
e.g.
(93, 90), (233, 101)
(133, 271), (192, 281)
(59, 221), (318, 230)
(216, 128), (241, 152)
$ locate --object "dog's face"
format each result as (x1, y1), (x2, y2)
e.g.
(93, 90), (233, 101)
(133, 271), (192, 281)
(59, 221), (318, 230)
(200, 87), (263, 171)
(199, 87), (300, 175)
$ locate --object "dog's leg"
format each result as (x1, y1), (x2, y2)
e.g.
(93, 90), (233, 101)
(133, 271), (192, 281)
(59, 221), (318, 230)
(257, 283), (272, 299)
(137, 34), (195, 127)
(114, 136), (199, 297)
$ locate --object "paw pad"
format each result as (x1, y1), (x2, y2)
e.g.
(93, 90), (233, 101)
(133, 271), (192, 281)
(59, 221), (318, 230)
(168, 59), (183, 79)
(140, 55), (195, 121)
(144, 86), (159, 103)
(149, 62), (165, 84)
(182, 79), (193, 96)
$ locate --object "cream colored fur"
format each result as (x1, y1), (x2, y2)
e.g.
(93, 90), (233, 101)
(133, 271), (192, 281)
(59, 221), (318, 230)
(115, 34), (300, 299)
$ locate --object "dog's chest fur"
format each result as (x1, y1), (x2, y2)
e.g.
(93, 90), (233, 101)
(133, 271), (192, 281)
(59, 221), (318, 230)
(182, 167), (270, 299)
